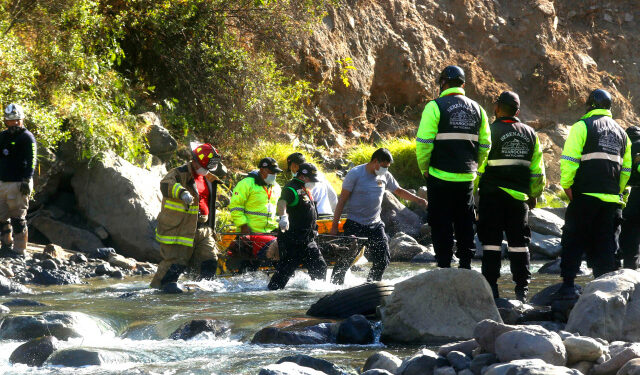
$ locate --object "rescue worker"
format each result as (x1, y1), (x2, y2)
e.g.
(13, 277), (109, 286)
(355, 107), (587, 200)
(329, 148), (427, 283)
(619, 126), (640, 269)
(268, 163), (327, 289)
(558, 89), (631, 298)
(286, 152), (338, 216)
(476, 91), (546, 302)
(150, 143), (224, 291)
(229, 157), (282, 233)
(0, 104), (36, 258)
(416, 65), (491, 269)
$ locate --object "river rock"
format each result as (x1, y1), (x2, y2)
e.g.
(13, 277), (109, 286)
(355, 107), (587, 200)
(71, 151), (163, 262)
(446, 351), (471, 371)
(380, 269), (501, 343)
(618, 358), (640, 375)
(87, 247), (116, 260)
(276, 355), (349, 375)
(31, 269), (82, 285)
(571, 361), (594, 374)
(40, 259), (58, 270)
(566, 269), (640, 341)
(252, 323), (334, 345)
(95, 263), (113, 276)
(396, 349), (439, 375)
(0, 264), (13, 277)
(474, 319), (522, 353)
(31, 215), (104, 253)
(3, 299), (46, 307)
(592, 345), (640, 375)
(108, 253), (137, 270)
(259, 362), (327, 375)
(169, 319), (231, 340)
(381, 191), (422, 238)
(469, 353), (498, 375)
(538, 259), (589, 275)
(47, 348), (123, 367)
(0, 304), (9, 315)
(389, 232), (431, 261)
(529, 209), (564, 237)
(361, 370), (393, 375)
(336, 314), (374, 344)
(530, 283), (583, 307)
(43, 243), (63, 259)
(9, 336), (58, 366)
(438, 339), (479, 357)
(0, 311), (107, 340)
(362, 351), (402, 374)
(563, 336), (604, 364)
(484, 359), (581, 375)
(494, 327), (567, 366)
(434, 367), (456, 375)
(0, 274), (31, 295)
(529, 232), (562, 259)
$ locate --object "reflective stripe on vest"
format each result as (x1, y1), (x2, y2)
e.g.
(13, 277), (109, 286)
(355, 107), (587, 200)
(483, 245), (502, 251)
(508, 247), (528, 253)
(229, 207), (271, 217)
(164, 199), (199, 214)
(581, 152), (623, 164)
(155, 229), (194, 247)
(435, 133), (479, 142)
(487, 159), (532, 167)
(171, 183), (183, 198)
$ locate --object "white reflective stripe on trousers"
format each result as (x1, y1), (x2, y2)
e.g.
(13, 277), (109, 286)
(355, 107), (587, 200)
(435, 133), (479, 142)
(483, 245), (502, 251)
(487, 159), (531, 167)
(581, 152), (623, 164)
(508, 247), (529, 253)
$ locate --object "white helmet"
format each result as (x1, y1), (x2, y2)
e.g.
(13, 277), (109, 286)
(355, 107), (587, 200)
(4, 103), (24, 121)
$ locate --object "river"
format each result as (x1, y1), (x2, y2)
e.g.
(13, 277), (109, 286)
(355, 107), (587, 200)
(0, 261), (587, 374)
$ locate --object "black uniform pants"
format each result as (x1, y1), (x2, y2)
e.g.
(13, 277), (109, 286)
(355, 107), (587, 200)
(477, 190), (531, 291)
(426, 175), (476, 268)
(330, 220), (390, 284)
(560, 193), (622, 281)
(268, 231), (327, 290)
(620, 187), (640, 269)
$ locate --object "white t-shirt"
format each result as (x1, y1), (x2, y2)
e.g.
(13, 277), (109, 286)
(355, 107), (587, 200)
(312, 171), (338, 216)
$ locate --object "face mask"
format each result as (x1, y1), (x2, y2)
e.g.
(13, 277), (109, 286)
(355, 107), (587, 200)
(195, 167), (208, 176)
(265, 174), (276, 184)
(376, 167), (388, 176)
(305, 182), (316, 190)
(6, 126), (20, 134)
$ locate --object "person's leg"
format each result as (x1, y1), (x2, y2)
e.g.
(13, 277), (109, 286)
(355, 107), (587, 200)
(7, 182), (29, 255)
(588, 203), (620, 278)
(150, 243), (193, 288)
(302, 240), (327, 281)
(192, 226), (219, 280)
(366, 222), (390, 281)
(620, 188), (640, 269)
(560, 195), (592, 294)
(268, 235), (300, 290)
(427, 176), (455, 268)
(504, 195), (531, 302)
(330, 220), (365, 284)
(453, 180), (476, 269)
(478, 191), (504, 298)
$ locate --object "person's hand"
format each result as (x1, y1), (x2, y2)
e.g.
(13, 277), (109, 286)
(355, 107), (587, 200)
(564, 188), (573, 202)
(329, 224), (338, 236)
(278, 215), (289, 232)
(527, 197), (537, 209)
(19, 180), (31, 196)
(180, 191), (194, 205)
(416, 197), (428, 208)
(240, 224), (250, 234)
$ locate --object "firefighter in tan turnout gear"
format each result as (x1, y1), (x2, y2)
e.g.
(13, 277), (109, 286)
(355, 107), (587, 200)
(150, 143), (225, 292)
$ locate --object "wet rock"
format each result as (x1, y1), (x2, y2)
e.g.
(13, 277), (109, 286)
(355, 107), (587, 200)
(110, 270), (124, 278)
(88, 247), (116, 260)
(95, 263), (113, 276)
(538, 259), (589, 275)
(108, 253), (137, 270)
(381, 191), (422, 238)
(31, 216), (104, 254)
(9, 336), (58, 367)
(336, 314), (374, 344)
(389, 232), (431, 261)
(0, 304), (9, 315)
(259, 362), (326, 375)
(566, 269), (640, 341)
(69, 253), (87, 263)
(0, 311), (105, 340)
(118, 291), (137, 299)
(434, 367), (455, 375)
(71, 152), (163, 262)
(3, 299), (46, 307)
(494, 327), (567, 366)
(0, 264), (14, 277)
(618, 358), (640, 375)
(170, 319), (231, 340)
(530, 283), (582, 307)
(276, 355), (350, 375)
(381, 269), (501, 343)
(411, 248), (436, 263)
(396, 349), (439, 375)
(437, 339), (479, 357)
(362, 351), (402, 374)
(47, 348), (122, 367)
(529, 208), (564, 237)
(485, 359), (580, 375)
(40, 259), (58, 270)
(32, 269), (82, 285)
(361, 370), (393, 375)
(592, 345), (640, 375)
(469, 353), (498, 375)
(563, 336), (604, 364)
(0, 274), (31, 295)
(446, 351), (471, 371)
(529, 232), (562, 259)
(252, 323), (334, 345)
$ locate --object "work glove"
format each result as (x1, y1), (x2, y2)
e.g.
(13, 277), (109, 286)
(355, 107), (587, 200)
(19, 179), (31, 196)
(527, 197), (537, 210)
(278, 215), (289, 232)
(180, 191), (194, 205)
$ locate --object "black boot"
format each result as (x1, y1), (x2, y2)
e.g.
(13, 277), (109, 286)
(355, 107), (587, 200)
(0, 243), (20, 259)
(199, 259), (218, 280)
(490, 283), (500, 299)
(160, 264), (186, 286)
(515, 286), (528, 303)
(458, 257), (471, 270)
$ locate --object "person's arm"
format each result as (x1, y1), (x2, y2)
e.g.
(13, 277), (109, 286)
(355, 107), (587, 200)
(416, 101), (439, 177)
(394, 187), (427, 207)
(529, 135), (546, 198)
(229, 179), (250, 233)
(20, 131), (36, 180)
(477, 107), (491, 172)
(560, 121), (587, 201)
(330, 189), (351, 235)
(159, 168), (184, 199)
(621, 136), (633, 193)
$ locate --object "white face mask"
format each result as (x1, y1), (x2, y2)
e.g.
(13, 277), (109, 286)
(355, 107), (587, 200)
(265, 173), (277, 184)
(195, 167), (208, 176)
(305, 182), (316, 189)
(376, 167), (388, 176)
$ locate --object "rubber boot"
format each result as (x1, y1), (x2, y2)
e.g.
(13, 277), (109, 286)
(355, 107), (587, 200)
(458, 257), (471, 270)
(490, 283), (500, 299)
(199, 259), (218, 280)
(515, 286), (528, 303)
(12, 230), (27, 257)
(159, 264), (186, 290)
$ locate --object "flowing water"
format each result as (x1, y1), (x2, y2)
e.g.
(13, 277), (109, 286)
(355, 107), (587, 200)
(0, 261), (586, 374)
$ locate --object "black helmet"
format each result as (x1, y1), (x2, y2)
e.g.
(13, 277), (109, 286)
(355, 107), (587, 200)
(626, 126), (640, 142)
(586, 89), (612, 110)
(439, 65), (465, 87)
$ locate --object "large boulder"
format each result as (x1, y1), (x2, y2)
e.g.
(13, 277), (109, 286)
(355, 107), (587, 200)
(381, 191), (422, 238)
(380, 269), (501, 343)
(494, 327), (567, 366)
(47, 348), (124, 367)
(71, 152), (163, 262)
(529, 232), (562, 259)
(396, 349), (440, 375)
(169, 319), (231, 340)
(138, 112), (177, 160)
(566, 269), (640, 341)
(0, 311), (109, 340)
(530, 283), (582, 307)
(563, 336), (604, 364)
(9, 336), (59, 367)
(251, 323), (334, 345)
(259, 362), (326, 375)
(528, 209), (564, 237)
(30, 215), (104, 253)
(276, 355), (350, 375)
(484, 359), (581, 375)
(389, 232), (432, 261)
(619, 358), (640, 375)
(362, 351), (402, 374)
(592, 345), (640, 375)
(0, 275), (31, 295)
(336, 314), (374, 344)
(31, 269), (83, 286)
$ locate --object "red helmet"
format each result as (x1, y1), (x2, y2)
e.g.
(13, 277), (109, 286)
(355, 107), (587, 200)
(192, 143), (221, 171)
